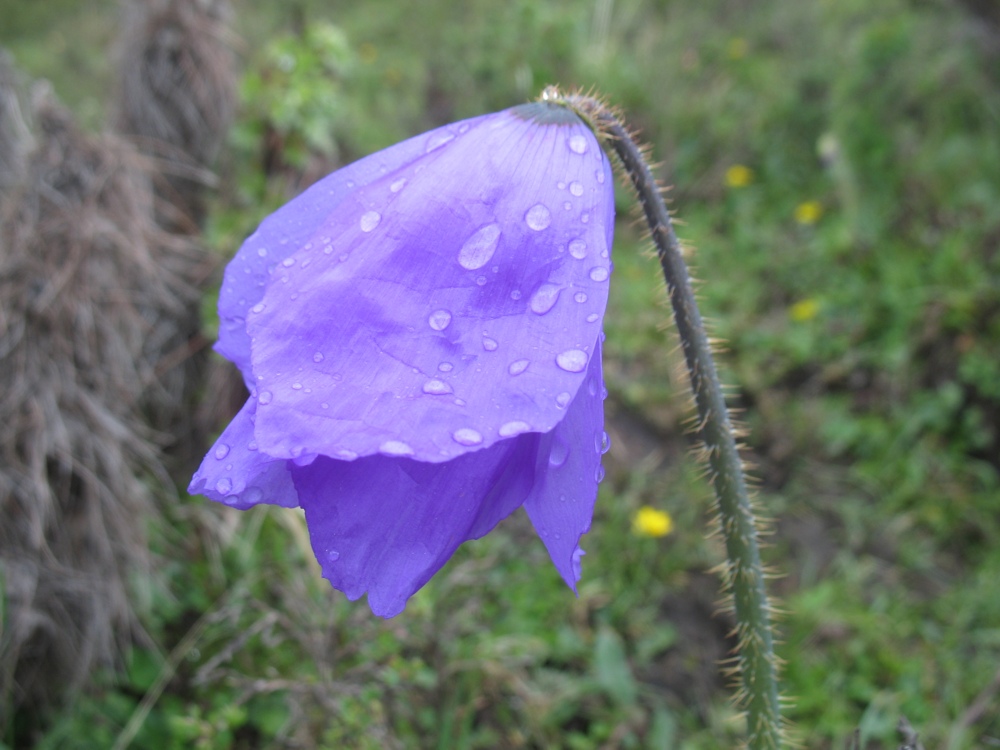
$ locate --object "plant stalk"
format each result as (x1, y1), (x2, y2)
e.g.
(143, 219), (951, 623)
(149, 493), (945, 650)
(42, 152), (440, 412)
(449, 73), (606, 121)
(557, 90), (783, 749)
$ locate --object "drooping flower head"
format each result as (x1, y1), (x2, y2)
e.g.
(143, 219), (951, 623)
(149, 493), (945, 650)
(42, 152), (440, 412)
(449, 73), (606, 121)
(190, 101), (614, 617)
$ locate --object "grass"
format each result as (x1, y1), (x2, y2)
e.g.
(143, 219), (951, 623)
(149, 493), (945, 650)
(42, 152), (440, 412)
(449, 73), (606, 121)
(2, 0), (1000, 747)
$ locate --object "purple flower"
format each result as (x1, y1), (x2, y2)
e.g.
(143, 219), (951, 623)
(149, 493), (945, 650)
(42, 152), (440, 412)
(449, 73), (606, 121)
(190, 102), (615, 617)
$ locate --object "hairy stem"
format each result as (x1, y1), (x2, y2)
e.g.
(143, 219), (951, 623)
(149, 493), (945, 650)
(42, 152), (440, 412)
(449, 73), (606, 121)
(556, 90), (783, 749)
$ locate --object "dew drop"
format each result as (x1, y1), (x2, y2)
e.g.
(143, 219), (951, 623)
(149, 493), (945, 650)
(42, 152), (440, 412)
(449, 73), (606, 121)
(438, 362), (454, 373)
(525, 204), (551, 231)
(426, 132), (455, 152)
(313, 352), (325, 363)
(452, 428), (483, 446)
(529, 284), (561, 315)
(458, 223), (501, 270)
(428, 309), (452, 331)
(360, 211), (381, 232)
(510, 289), (522, 301)
(291, 382), (303, 390)
(586, 313), (600, 323)
(242, 487), (263, 504)
(499, 420), (531, 437)
(556, 391), (572, 408)
(574, 291), (588, 304)
(251, 303), (265, 314)
(581, 212), (590, 223)
(248, 440), (258, 451)
(379, 440), (414, 456)
(258, 390), (273, 405)
(214, 444), (230, 460)
(595, 465), (606, 483)
(568, 239), (587, 259)
(482, 337), (499, 351)
(422, 379), (453, 395)
(596, 169), (606, 184)
(588, 378), (599, 397)
(215, 477), (233, 494)
(549, 440), (569, 467)
(569, 181), (584, 197)
(508, 359), (530, 376)
(476, 275), (487, 286)
(390, 178), (407, 193)
(321, 402), (329, 409)
(257, 247), (267, 257)
(600, 431), (612, 454)
(454, 398), (466, 406)
(555, 349), (588, 373)
(282, 257), (296, 268)
(337, 449), (358, 460)
(327, 550), (341, 562)
(568, 134), (588, 154)
(589, 266), (610, 282)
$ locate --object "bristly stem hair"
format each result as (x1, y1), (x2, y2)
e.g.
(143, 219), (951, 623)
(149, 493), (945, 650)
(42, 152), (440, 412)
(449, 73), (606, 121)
(548, 87), (783, 749)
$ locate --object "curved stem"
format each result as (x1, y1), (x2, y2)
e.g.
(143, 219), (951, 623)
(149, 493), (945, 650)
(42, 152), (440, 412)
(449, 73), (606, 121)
(555, 90), (783, 749)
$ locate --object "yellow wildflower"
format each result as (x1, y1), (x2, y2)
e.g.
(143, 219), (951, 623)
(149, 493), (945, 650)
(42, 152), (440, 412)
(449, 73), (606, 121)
(789, 298), (820, 322)
(632, 506), (673, 538)
(794, 200), (823, 225)
(728, 38), (749, 60)
(725, 164), (753, 188)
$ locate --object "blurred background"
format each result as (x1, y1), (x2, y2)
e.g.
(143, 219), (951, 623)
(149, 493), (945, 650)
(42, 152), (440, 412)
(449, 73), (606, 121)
(1, 0), (998, 747)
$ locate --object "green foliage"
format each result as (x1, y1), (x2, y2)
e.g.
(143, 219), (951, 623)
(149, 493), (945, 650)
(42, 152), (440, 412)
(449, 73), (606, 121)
(5, 0), (1000, 747)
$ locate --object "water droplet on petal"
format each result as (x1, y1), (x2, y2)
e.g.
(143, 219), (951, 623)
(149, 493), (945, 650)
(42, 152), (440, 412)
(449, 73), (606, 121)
(568, 134), (588, 154)
(525, 204), (551, 231)
(313, 352), (325, 363)
(242, 487), (263, 504)
(360, 211), (381, 232)
(556, 349), (588, 373)
(257, 247), (267, 257)
(595, 465), (606, 483)
(452, 428), (483, 446)
(251, 303), (265, 314)
(586, 313), (600, 323)
(596, 169), (605, 184)
(529, 284), (561, 315)
(588, 379), (599, 397)
(438, 362), (454, 373)
(291, 382), (303, 390)
(476, 275), (487, 286)
(248, 440), (258, 451)
(600, 431), (612, 454)
(214, 444), (230, 460)
(482, 337), (498, 351)
(258, 390), (273, 405)
(556, 391), (572, 408)
(510, 289), (522, 301)
(390, 178), (407, 192)
(589, 267), (609, 282)
(574, 291), (588, 303)
(327, 550), (341, 562)
(499, 420), (531, 437)
(428, 309), (452, 331)
(283, 257), (297, 268)
(549, 440), (569, 467)
(422, 379), (453, 395)
(508, 359), (530, 376)
(569, 181), (584, 196)
(426, 132), (455, 152)
(336, 449), (358, 460)
(380, 440), (414, 456)
(215, 477), (233, 494)
(568, 239), (587, 259)
(458, 223), (501, 270)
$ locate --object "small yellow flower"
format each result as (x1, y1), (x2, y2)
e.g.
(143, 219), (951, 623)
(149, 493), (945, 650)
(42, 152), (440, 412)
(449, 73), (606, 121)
(359, 42), (379, 64)
(728, 37), (749, 60)
(725, 164), (753, 189)
(789, 298), (820, 322)
(632, 506), (673, 538)
(794, 200), (823, 225)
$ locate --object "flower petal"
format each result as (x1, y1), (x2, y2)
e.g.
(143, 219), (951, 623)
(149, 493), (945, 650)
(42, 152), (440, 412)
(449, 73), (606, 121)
(215, 114), (496, 384)
(188, 398), (299, 509)
(292, 433), (541, 617)
(522, 340), (605, 590)
(248, 105), (615, 463)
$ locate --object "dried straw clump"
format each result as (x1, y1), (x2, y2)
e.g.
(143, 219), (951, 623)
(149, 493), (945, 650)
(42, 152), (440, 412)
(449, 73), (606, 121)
(114, 0), (236, 229)
(0, 51), (34, 195)
(0, 92), (210, 715)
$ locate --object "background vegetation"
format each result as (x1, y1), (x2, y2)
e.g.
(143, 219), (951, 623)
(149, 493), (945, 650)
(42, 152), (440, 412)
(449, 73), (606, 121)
(2, 0), (999, 747)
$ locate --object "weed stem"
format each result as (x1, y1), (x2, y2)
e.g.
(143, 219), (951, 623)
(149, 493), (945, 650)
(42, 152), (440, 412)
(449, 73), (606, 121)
(554, 89), (783, 749)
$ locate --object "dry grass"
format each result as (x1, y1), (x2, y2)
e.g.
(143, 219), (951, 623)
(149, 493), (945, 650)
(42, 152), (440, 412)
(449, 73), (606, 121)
(0, 85), (213, 720)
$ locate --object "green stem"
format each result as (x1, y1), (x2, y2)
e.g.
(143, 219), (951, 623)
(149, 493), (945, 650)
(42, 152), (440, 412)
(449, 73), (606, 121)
(558, 91), (783, 749)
